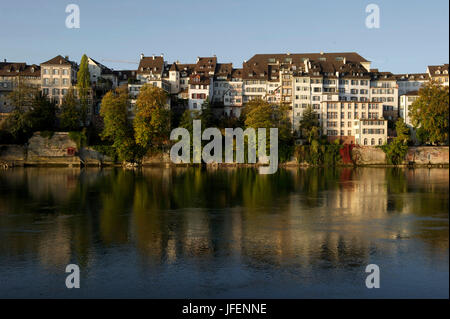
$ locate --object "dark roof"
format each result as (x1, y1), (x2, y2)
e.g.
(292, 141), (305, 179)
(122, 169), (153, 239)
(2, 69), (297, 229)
(428, 64), (449, 77)
(137, 56), (164, 75)
(370, 71), (397, 81)
(231, 68), (243, 79)
(194, 57), (217, 75)
(0, 62), (40, 77)
(41, 55), (76, 67)
(395, 73), (429, 81)
(112, 70), (136, 81)
(215, 63), (232, 79)
(178, 64), (196, 76)
(242, 52), (371, 80)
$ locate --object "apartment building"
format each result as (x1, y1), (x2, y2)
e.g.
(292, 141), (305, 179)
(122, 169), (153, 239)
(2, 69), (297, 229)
(369, 71), (399, 121)
(0, 60), (40, 119)
(223, 68), (243, 117)
(187, 57), (216, 110)
(427, 64), (449, 86)
(87, 57), (117, 87)
(322, 101), (386, 145)
(399, 90), (419, 127)
(242, 52), (373, 132)
(40, 55), (78, 105)
(396, 73), (428, 95)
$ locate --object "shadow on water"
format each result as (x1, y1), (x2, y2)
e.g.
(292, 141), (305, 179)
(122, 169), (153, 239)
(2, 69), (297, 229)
(0, 167), (448, 298)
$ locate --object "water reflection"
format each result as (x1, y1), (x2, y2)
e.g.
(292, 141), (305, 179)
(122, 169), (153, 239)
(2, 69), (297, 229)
(0, 167), (448, 298)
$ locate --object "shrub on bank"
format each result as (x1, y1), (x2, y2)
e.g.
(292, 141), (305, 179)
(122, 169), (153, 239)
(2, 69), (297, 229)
(295, 139), (343, 166)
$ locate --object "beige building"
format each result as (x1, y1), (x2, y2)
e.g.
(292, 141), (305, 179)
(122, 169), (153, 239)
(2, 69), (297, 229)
(322, 101), (386, 145)
(0, 60), (40, 119)
(427, 64), (449, 86)
(40, 55), (78, 105)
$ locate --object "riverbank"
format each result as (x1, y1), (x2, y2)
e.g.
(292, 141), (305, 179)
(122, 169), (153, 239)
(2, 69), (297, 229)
(1, 132), (449, 168)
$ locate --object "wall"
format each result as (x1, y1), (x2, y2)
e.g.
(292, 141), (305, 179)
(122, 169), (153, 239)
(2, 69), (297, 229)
(352, 146), (449, 165)
(26, 132), (80, 166)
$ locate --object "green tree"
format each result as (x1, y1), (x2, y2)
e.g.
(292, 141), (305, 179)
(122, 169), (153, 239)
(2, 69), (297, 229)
(243, 98), (294, 162)
(99, 87), (137, 162)
(59, 88), (81, 131)
(27, 92), (57, 132)
(243, 98), (274, 129)
(381, 119), (410, 165)
(200, 98), (215, 128)
(395, 118), (410, 145)
(409, 82), (449, 145)
(133, 85), (170, 153)
(77, 54), (91, 125)
(299, 105), (320, 143)
(7, 78), (39, 112)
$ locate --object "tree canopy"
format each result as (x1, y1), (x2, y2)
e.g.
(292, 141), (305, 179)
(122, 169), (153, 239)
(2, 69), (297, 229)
(133, 85), (170, 152)
(409, 82), (449, 145)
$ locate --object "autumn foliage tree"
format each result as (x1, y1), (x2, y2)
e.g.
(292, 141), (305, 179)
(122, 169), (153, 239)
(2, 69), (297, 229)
(133, 85), (171, 153)
(409, 82), (449, 145)
(99, 87), (137, 162)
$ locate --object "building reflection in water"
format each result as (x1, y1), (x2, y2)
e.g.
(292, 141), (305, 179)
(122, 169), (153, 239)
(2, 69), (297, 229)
(0, 167), (448, 287)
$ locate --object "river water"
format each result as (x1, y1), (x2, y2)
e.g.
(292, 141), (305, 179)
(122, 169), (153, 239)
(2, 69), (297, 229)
(0, 167), (448, 298)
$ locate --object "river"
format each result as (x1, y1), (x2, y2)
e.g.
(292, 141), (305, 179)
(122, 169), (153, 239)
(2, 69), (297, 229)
(0, 167), (448, 298)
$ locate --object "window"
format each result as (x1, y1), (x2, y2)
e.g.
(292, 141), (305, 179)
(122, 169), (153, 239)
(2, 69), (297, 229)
(364, 138), (367, 145)
(371, 138), (375, 145)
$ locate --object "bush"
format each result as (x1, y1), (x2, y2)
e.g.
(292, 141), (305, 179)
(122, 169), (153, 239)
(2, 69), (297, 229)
(380, 140), (408, 165)
(40, 130), (54, 139)
(69, 130), (87, 149)
(92, 144), (117, 161)
(294, 139), (343, 166)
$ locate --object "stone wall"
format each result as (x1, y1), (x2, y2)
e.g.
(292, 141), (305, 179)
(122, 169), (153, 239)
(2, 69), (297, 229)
(406, 146), (449, 165)
(352, 146), (386, 165)
(352, 146), (449, 166)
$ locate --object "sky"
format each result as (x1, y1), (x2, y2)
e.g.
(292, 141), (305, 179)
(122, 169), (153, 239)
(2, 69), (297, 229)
(0, 0), (448, 74)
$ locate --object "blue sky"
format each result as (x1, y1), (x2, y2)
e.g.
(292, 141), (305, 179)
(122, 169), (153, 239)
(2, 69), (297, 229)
(0, 0), (448, 73)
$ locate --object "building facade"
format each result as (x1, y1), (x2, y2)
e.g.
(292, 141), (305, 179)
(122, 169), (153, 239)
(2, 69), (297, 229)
(40, 55), (78, 105)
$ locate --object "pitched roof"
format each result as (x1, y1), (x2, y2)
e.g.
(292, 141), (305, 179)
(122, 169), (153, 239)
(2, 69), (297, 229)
(0, 62), (40, 77)
(395, 73), (429, 81)
(242, 52), (370, 80)
(428, 64), (449, 77)
(41, 55), (75, 66)
(137, 56), (164, 75)
(215, 63), (232, 79)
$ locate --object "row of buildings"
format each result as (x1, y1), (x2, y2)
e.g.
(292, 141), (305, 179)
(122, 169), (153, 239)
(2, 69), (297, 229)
(0, 52), (448, 146)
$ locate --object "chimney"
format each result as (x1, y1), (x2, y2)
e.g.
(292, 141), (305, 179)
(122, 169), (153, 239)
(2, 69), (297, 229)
(343, 57), (346, 64)
(152, 54), (155, 60)
(160, 53), (164, 58)
(65, 55), (69, 60)
(140, 53), (144, 60)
